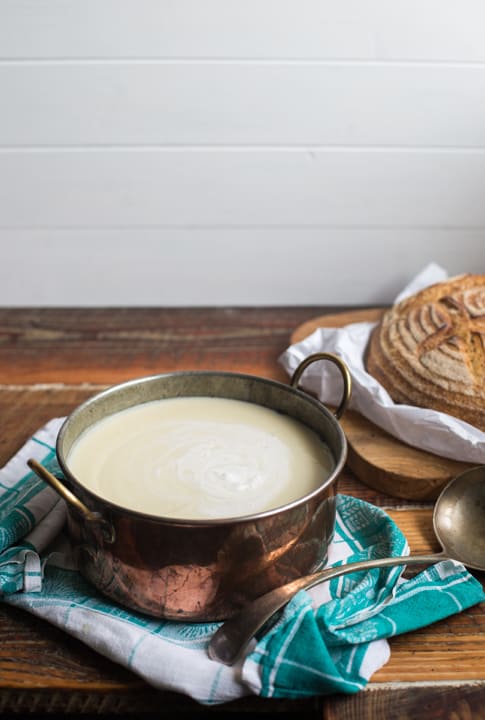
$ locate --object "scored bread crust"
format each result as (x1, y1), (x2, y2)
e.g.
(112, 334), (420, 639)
(365, 273), (485, 431)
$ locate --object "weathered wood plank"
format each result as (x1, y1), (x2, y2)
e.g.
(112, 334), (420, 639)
(0, 307), (483, 715)
(0, 306), (328, 384)
(323, 684), (485, 720)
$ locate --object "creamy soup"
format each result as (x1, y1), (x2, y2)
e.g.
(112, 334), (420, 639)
(67, 396), (334, 520)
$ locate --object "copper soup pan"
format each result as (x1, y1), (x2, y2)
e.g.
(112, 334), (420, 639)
(29, 352), (351, 622)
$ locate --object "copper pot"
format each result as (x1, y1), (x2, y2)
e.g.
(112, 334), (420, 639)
(28, 353), (351, 622)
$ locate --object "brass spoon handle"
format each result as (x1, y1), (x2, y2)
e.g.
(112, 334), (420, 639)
(208, 551), (445, 666)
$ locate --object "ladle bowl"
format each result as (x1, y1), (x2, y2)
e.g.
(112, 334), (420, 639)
(208, 465), (485, 665)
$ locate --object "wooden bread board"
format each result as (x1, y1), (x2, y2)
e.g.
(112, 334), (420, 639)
(291, 309), (474, 501)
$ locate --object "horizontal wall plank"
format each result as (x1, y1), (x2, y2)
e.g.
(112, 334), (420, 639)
(2, 0), (485, 62)
(0, 228), (483, 305)
(2, 1), (485, 308)
(2, 149), (485, 228)
(2, 63), (485, 147)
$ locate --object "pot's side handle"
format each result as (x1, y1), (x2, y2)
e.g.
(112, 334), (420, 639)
(290, 352), (352, 419)
(27, 458), (115, 543)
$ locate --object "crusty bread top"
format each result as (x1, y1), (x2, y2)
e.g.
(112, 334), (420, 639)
(365, 273), (485, 431)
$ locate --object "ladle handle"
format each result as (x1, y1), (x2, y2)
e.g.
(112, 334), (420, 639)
(290, 352), (352, 419)
(208, 550), (445, 666)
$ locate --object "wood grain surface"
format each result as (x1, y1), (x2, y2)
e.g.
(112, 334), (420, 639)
(0, 307), (484, 717)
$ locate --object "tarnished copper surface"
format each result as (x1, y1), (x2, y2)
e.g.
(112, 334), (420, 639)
(69, 491), (337, 620)
(30, 358), (349, 621)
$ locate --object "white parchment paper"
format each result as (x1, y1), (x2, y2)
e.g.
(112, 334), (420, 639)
(280, 263), (485, 464)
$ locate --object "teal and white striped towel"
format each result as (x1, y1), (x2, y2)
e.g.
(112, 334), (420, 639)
(1, 419), (484, 704)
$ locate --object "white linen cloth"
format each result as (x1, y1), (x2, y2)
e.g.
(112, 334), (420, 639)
(280, 263), (485, 464)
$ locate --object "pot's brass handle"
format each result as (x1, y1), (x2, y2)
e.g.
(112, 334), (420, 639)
(290, 352), (352, 419)
(27, 458), (115, 543)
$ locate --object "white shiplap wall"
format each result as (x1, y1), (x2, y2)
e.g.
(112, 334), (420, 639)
(1, 0), (484, 306)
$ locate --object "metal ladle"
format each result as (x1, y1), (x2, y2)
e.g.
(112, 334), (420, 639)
(208, 465), (485, 666)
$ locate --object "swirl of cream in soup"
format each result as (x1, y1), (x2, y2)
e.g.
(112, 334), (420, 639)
(67, 397), (334, 520)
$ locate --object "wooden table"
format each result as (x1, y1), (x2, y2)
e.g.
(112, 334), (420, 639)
(0, 307), (484, 717)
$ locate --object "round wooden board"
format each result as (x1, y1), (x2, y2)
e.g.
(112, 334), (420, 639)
(291, 310), (474, 501)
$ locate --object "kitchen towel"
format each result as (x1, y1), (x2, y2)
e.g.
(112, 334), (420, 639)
(1, 419), (484, 704)
(280, 262), (485, 464)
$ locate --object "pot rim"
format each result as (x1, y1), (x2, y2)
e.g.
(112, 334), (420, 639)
(56, 369), (348, 527)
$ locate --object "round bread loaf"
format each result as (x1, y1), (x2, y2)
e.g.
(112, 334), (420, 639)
(365, 274), (485, 431)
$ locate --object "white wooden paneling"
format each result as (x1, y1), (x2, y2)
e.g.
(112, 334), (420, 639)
(2, 149), (485, 228)
(1, 228), (483, 306)
(2, 63), (485, 148)
(1, 1), (485, 307)
(1, 0), (485, 62)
